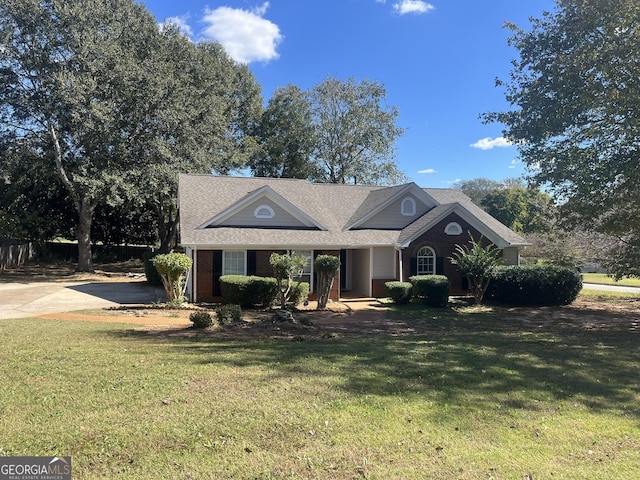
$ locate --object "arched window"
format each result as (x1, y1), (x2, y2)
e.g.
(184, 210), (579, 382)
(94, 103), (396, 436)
(445, 222), (463, 235)
(417, 246), (436, 275)
(401, 197), (416, 216)
(254, 205), (275, 219)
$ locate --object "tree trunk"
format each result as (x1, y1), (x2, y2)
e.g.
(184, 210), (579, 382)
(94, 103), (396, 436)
(158, 216), (178, 254)
(76, 199), (96, 272)
(157, 201), (179, 254)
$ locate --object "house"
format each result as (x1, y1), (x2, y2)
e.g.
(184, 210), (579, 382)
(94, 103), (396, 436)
(178, 174), (528, 303)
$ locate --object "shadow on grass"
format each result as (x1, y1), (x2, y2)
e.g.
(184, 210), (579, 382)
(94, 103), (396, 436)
(109, 308), (640, 419)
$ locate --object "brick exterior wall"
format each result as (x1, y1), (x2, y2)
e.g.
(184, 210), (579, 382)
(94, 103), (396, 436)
(401, 213), (490, 296)
(372, 278), (395, 298)
(193, 248), (341, 303)
(195, 250), (215, 302)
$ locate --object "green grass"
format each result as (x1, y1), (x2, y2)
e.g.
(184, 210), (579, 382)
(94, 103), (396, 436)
(1, 315), (638, 479)
(582, 273), (640, 287)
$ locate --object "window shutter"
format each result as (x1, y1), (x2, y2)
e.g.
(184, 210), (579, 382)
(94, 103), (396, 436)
(436, 257), (444, 275)
(247, 250), (257, 276)
(213, 250), (222, 296)
(409, 257), (417, 277)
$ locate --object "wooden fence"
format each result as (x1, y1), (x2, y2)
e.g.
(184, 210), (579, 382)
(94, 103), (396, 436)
(45, 242), (154, 262)
(0, 239), (31, 271)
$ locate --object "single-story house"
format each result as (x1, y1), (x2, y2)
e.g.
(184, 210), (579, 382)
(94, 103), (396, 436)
(178, 174), (528, 303)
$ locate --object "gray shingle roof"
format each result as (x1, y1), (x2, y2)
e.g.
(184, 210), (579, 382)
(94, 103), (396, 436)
(178, 175), (527, 248)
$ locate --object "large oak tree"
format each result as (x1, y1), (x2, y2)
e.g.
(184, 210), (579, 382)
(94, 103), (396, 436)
(0, 1), (261, 269)
(485, 0), (640, 277)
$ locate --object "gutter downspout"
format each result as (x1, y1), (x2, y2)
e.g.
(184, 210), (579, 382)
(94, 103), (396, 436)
(192, 248), (198, 303)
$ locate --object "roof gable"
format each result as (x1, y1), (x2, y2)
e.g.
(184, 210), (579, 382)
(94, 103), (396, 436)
(345, 183), (438, 230)
(198, 185), (326, 230)
(398, 202), (528, 248)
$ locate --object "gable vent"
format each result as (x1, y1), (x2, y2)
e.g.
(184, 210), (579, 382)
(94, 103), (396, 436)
(254, 205), (275, 219)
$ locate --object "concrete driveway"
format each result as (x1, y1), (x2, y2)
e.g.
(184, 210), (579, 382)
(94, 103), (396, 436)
(0, 279), (166, 319)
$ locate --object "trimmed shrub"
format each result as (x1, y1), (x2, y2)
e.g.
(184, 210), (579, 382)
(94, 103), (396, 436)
(216, 304), (243, 325)
(487, 265), (582, 306)
(385, 281), (413, 304)
(152, 252), (192, 305)
(289, 281), (310, 306)
(143, 251), (162, 286)
(219, 275), (278, 308)
(189, 311), (213, 329)
(409, 275), (450, 307)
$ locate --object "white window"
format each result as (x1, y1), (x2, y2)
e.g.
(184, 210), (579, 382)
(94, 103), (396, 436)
(417, 246), (436, 275)
(401, 197), (416, 216)
(223, 250), (246, 275)
(445, 222), (463, 235)
(293, 250), (313, 289)
(254, 205), (275, 219)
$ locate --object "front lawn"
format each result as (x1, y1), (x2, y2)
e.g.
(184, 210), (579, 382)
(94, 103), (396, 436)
(582, 273), (640, 287)
(0, 307), (638, 479)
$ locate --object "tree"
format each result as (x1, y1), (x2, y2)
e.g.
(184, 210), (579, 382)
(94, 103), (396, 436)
(0, 2), (262, 267)
(152, 253), (192, 305)
(481, 186), (554, 234)
(454, 178), (523, 206)
(106, 26), (262, 253)
(484, 0), (640, 277)
(269, 251), (307, 309)
(250, 85), (317, 179)
(308, 77), (406, 185)
(455, 178), (554, 234)
(450, 234), (501, 305)
(314, 254), (341, 310)
(0, 0), (162, 271)
(0, 142), (74, 244)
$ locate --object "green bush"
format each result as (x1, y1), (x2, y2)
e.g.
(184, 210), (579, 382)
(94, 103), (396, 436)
(189, 311), (213, 329)
(215, 304), (243, 325)
(143, 252), (162, 286)
(219, 275), (278, 308)
(409, 275), (450, 307)
(152, 252), (193, 305)
(385, 281), (413, 304)
(487, 265), (582, 306)
(289, 281), (310, 306)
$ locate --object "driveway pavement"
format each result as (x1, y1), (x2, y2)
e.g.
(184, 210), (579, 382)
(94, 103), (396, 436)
(0, 280), (165, 319)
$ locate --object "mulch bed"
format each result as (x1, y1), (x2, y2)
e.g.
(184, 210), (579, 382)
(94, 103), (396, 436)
(37, 296), (640, 340)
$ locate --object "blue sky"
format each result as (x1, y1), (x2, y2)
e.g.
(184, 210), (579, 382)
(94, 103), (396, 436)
(142, 0), (556, 187)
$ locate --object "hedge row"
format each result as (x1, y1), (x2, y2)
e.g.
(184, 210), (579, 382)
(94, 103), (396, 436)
(385, 266), (581, 308)
(219, 275), (309, 308)
(487, 265), (582, 306)
(385, 275), (450, 307)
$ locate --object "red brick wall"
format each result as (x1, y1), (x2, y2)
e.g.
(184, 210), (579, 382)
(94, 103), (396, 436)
(372, 278), (395, 298)
(401, 213), (490, 295)
(194, 248), (341, 303)
(195, 250), (215, 302)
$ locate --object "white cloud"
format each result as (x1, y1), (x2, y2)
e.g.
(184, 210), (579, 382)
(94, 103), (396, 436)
(161, 16), (193, 38)
(508, 159), (520, 169)
(393, 1), (435, 15)
(418, 168), (436, 174)
(470, 136), (513, 150)
(443, 178), (462, 185)
(202, 2), (283, 64)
